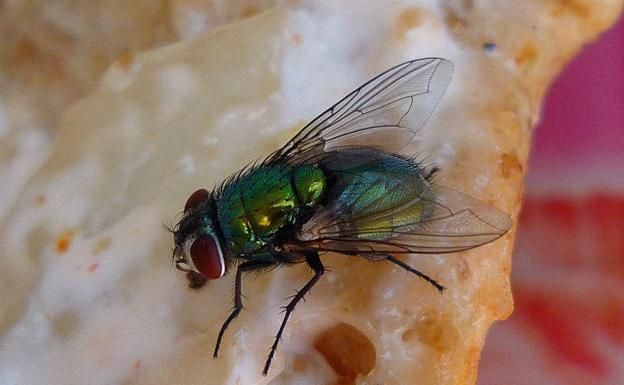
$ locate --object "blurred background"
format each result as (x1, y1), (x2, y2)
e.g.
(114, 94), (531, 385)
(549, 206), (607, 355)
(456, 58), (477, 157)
(478, 16), (624, 385)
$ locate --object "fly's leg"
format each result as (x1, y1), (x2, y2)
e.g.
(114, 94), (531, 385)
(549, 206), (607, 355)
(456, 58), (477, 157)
(214, 260), (275, 358)
(385, 255), (445, 293)
(263, 251), (324, 376)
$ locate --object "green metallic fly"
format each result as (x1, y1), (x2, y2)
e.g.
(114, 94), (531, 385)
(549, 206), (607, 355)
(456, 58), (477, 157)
(171, 58), (512, 375)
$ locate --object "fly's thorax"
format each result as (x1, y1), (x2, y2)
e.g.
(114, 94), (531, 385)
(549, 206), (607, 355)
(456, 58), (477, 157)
(216, 165), (297, 255)
(293, 165), (326, 208)
(215, 165), (326, 256)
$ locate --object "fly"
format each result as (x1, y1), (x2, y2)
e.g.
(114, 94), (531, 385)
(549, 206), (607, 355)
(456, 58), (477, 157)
(170, 58), (512, 375)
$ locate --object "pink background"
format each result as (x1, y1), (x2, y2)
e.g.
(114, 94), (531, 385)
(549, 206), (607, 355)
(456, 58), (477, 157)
(525, 17), (624, 195)
(479, 16), (624, 385)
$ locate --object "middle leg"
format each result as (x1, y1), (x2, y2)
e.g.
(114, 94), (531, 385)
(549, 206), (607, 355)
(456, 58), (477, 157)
(263, 251), (325, 375)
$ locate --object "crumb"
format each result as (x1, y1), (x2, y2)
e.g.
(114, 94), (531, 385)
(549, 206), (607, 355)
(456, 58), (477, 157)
(93, 238), (112, 255)
(515, 42), (539, 66)
(34, 194), (46, 206)
(55, 229), (77, 254)
(87, 262), (99, 273)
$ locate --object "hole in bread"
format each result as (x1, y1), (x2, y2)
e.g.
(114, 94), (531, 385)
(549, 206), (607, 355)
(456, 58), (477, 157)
(401, 310), (457, 353)
(313, 322), (376, 384)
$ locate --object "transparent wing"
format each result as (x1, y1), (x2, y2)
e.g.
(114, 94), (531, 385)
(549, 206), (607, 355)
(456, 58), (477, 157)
(295, 185), (512, 256)
(266, 58), (453, 165)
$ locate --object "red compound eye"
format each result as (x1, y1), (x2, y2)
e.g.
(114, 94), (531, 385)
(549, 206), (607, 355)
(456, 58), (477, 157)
(184, 189), (209, 211)
(190, 235), (225, 279)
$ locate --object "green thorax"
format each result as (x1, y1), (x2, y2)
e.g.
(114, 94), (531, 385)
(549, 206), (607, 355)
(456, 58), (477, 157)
(216, 164), (325, 256)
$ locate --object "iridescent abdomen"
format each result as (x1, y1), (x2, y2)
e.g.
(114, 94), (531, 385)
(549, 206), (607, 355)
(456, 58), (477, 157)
(216, 165), (325, 256)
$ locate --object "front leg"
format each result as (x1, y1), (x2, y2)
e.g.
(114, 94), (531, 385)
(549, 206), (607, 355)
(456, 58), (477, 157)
(213, 260), (275, 358)
(263, 251), (325, 375)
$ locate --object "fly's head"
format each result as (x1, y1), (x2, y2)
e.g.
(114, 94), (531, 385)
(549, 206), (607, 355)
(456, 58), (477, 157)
(172, 188), (227, 281)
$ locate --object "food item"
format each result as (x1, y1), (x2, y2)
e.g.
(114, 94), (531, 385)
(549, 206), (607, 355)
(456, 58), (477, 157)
(0, 2), (621, 385)
(170, 58), (511, 375)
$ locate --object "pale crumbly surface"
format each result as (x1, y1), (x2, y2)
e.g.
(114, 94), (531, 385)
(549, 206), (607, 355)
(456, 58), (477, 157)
(0, 1), (621, 385)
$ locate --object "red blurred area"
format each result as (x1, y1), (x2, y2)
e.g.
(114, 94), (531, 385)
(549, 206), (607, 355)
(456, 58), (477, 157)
(478, 16), (624, 385)
(524, 16), (624, 195)
(480, 197), (624, 385)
